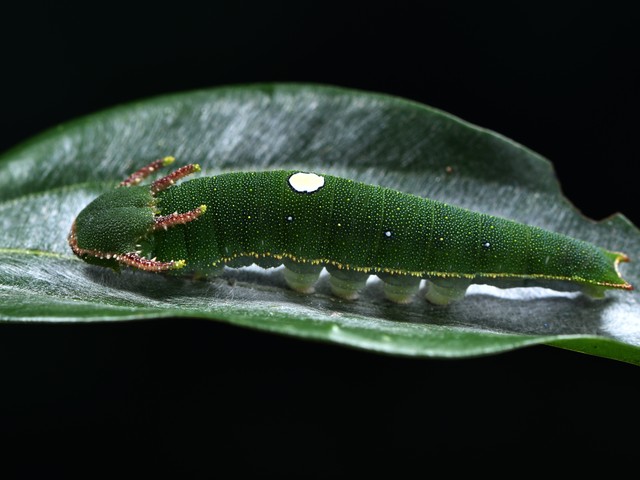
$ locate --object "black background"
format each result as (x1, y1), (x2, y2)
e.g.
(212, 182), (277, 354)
(2, 2), (639, 477)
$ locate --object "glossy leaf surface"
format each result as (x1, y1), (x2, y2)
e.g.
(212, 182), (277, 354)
(1, 84), (639, 365)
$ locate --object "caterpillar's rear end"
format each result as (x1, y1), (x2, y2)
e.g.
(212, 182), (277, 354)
(441, 211), (632, 300)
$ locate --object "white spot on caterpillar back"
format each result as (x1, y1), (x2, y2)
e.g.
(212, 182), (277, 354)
(288, 172), (325, 193)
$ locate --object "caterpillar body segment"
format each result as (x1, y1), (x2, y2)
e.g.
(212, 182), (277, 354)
(69, 159), (633, 305)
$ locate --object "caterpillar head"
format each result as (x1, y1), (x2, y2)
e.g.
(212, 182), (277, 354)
(68, 157), (205, 272)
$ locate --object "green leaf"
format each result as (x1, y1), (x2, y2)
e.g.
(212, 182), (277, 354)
(1, 84), (639, 365)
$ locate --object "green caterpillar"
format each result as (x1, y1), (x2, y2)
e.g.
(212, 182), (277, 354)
(68, 157), (632, 305)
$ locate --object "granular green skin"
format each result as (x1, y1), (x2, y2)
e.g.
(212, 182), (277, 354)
(73, 186), (156, 269)
(150, 171), (627, 289)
